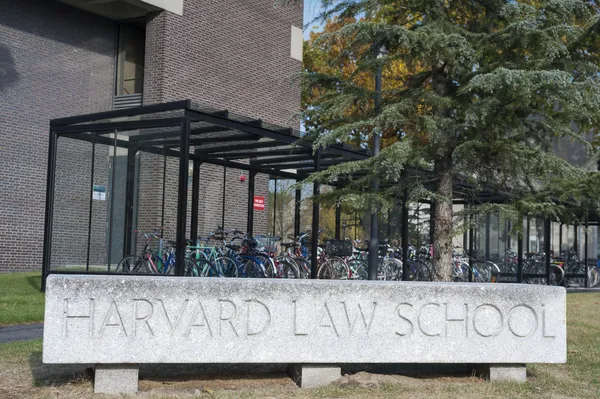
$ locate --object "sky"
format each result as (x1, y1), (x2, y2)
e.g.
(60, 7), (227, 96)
(303, 0), (325, 39)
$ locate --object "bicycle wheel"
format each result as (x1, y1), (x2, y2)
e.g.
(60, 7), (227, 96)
(183, 258), (199, 277)
(253, 253), (276, 278)
(383, 258), (403, 281)
(214, 256), (237, 277)
(550, 265), (565, 286)
(408, 261), (426, 281)
(240, 257), (267, 278)
(293, 257), (311, 278)
(278, 258), (300, 279)
(376, 260), (387, 281)
(591, 267), (600, 287)
(116, 256), (144, 274)
(347, 259), (367, 280)
(317, 257), (349, 279)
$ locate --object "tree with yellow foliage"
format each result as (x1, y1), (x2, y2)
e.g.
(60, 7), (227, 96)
(294, 0), (600, 281)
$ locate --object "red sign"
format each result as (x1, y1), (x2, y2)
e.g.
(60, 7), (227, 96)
(253, 196), (265, 211)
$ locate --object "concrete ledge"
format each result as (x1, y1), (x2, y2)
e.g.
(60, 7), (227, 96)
(476, 364), (527, 382)
(94, 364), (138, 394)
(43, 276), (566, 365)
(288, 364), (341, 388)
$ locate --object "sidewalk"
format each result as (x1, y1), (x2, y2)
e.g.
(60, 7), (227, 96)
(0, 323), (43, 343)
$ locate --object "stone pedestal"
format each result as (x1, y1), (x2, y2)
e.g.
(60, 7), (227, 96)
(94, 364), (139, 394)
(476, 364), (526, 382)
(288, 364), (341, 388)
(41, 276), (566, 394)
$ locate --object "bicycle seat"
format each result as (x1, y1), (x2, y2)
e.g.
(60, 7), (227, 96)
(281, 241), (296, 249)
(226, 244), (240, 251)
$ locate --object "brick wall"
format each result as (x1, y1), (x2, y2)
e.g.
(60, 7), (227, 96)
(0, 0), (302, 272)
(136, 0), (303, 243)
(0, 0), (115, 272)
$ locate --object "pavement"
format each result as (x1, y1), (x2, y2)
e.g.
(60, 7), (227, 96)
(0, 323), (44, 343)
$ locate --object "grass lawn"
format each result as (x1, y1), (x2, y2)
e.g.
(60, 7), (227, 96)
(0, 272), (44, 326)
(0, 280), (598, 398)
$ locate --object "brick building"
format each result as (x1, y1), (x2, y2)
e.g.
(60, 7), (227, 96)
(0, 0), (303, 272)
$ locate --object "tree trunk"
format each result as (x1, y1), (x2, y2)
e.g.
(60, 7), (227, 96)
(432, 155), (454, 281)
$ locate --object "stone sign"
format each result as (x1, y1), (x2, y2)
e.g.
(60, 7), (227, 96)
(43, 275), (566, 365)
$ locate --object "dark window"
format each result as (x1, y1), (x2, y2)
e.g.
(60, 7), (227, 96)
(116, 23), (145, 95)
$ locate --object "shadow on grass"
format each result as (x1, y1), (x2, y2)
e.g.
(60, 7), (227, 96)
(26, 275), (42, 292)
(27, 353), (484, 391)
(28, 351), (91, 387)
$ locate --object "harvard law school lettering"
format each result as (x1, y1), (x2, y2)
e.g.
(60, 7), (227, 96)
(61, 297), (556, 340)
(44, 276), (566, 364)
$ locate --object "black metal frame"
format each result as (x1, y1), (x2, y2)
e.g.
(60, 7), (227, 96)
(42, 100), (371, 288)
(41, 99), (598, 289)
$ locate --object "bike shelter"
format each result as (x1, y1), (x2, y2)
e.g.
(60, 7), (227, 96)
(42, 100), (370, 289)
(42, 100), (597, 290)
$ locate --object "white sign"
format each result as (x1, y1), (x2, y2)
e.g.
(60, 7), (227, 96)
(93, 185), (106, 201)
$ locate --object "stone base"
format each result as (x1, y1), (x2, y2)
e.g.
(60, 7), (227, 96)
(288, 364), (341, 388)
(476, 364), (526, 382)
(94, 364), (139, 394)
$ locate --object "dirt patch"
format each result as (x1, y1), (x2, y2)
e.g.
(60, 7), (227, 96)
(334, 371), (421, 389)
(140, 371), (296, 395)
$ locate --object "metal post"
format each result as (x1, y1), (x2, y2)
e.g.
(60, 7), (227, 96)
(294, 185), (301, 238)
(545, 217), (551, 285)
(354, 211), (358, 241)
(367, 52), (383, 281)
(507, 219), (512, 250)
(272, 177), (277, 236)
(221, 166), (226, 230)
(85, 136), (96, 272)
(463, 205), (468, 256)
(429, 202), (435, 245)
(526, 217), (530, 254)
(123, 145), (136, 257)
(175, 120), (190, 276)
(387, 207), (392, 241)
(335, 202), (341, 240)
(401, 190), (409, 281)
(573, 224), (578, 258)
(468, 210), (474, 282)
(310, 150), (321, 279)
(485, 213), (491, 261)
(247, 171), (256, 237)
(584, 219), (589, 288)
(517, 230), (524, 283)
(367, 203), (380, 279)
(107, 131), (117, 272)
(42, 130), (58, 291)
(559, 222), (563, 255)
(161, 154), (166, 238)
(190, 161), (200, 243)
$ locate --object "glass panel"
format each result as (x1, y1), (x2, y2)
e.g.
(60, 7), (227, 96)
(88, 138), (112, 271)
(50, 136), (93, 271)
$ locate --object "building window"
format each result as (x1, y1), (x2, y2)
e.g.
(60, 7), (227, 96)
(116, 23), (145, 95)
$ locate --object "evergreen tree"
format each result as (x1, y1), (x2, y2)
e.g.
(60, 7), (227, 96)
(293, 0), (600, 281)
